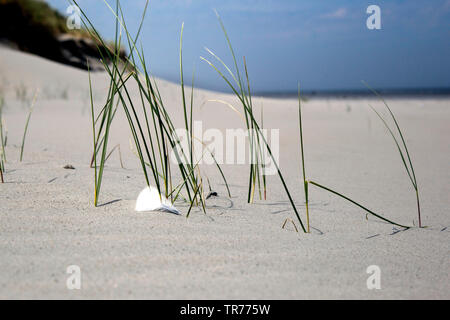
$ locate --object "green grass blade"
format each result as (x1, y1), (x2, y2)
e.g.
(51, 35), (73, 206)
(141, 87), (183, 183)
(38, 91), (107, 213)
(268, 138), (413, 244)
(186, 184), (201, 218)
(213, 10), (245, 95)
(368, 104), (415, 188)
(88, 63), (98, 205)
(261, 104), (267, 200)
(363, 82), (417, 186)
(298, 84), (310, 233)
(20, 91), (37, 162)
(363, 81), (421, 227)
(190, 65), (195, 168)
(308, 180), (410, 229)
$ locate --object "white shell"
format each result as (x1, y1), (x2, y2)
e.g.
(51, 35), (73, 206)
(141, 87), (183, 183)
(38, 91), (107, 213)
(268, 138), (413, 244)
(135, 186), (180, 215)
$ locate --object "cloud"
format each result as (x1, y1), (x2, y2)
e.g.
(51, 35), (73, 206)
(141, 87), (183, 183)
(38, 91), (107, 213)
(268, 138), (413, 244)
(321, 8), (347, 19)
(216, 0), (311, 14)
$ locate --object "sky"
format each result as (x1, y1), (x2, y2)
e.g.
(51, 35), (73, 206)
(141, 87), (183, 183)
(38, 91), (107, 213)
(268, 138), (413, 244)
(47, 0), (450, 93)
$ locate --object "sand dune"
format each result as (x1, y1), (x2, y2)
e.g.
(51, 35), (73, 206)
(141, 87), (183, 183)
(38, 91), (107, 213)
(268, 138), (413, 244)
(0, 46), (449, 299)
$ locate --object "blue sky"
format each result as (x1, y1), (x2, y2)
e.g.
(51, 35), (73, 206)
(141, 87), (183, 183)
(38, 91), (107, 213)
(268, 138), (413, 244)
(49, 0), (450, 92)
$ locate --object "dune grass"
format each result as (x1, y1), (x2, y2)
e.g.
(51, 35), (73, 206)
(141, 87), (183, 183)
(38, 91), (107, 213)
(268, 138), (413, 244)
(75, 0), (229, 212)
(0, 0), (120, 62)
(84, 0), (141, 207)
(2, 0), (75, 36)
(202, 26), (265, 204)
(19, 90), (38, 162)
(74, 1), (417, 230)
(202, 11), (307, 232)
(362, 81), (422, 227)
(88, 57), (129, 206)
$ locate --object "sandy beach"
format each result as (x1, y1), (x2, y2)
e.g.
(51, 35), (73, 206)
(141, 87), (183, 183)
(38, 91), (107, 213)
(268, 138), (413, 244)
(0, 46), (448, 299)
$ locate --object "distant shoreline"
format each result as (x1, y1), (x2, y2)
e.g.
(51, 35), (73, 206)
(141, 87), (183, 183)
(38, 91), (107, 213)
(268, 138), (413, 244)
(179, 80), (450, 99)
(252, 88), (450, 99)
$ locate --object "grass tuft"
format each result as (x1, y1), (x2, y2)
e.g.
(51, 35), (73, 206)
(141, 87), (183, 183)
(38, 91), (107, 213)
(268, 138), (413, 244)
(75, 0), (229, 213)
(202, 11), (307, 232)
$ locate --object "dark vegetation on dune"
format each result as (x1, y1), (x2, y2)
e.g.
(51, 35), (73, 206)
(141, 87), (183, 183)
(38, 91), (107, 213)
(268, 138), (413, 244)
(0, 0), (126, 71)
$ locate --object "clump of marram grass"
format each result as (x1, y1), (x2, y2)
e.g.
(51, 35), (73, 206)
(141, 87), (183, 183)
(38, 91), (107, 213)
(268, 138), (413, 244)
(362, 81), (422, 228)
(83, 0), (148, 207)
(88, 58), (129, 206)
(202, 11), (307, 232)
(75, 0), (229, 211)
(202, 33), (266, 204)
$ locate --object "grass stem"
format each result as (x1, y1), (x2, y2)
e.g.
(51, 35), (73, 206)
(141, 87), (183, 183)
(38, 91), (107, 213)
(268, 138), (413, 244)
(363, 81), (421, 227)
(20, 90), (38, 162)
(298, 84), (310, 233)
(308, 180), (410, 229)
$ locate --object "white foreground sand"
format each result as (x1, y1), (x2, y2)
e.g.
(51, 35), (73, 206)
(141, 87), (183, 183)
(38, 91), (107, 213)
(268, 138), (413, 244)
(0, 47), (448, 299)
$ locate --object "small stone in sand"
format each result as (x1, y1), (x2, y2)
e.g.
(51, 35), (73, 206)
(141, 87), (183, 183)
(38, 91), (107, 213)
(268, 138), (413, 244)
(63, 164), (75, 170)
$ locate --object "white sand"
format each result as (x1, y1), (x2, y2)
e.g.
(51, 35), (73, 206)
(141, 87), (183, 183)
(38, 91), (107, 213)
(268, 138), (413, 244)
(0, 47), (448, 299)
